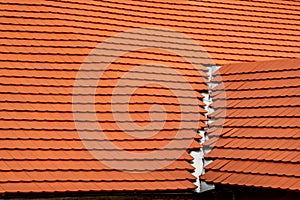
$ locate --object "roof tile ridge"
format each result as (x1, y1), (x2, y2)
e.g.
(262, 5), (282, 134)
(3, 4), (300, 26)
(2, 14), (300, 33)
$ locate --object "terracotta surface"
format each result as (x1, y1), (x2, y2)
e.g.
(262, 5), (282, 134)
(201, 58), (300, 191)
(0, 0), (300, 194)
(0, 0), (210, 193)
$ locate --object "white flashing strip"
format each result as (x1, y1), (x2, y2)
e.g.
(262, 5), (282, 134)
(191, 65), (221, 193)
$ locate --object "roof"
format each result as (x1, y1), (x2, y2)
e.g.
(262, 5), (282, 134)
(201, 58), (300, 191)
(0, 0), (300, 195)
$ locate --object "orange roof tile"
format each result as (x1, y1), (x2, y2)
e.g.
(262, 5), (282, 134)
(202, 58), (300, 191)
(0, 0), (300, 195)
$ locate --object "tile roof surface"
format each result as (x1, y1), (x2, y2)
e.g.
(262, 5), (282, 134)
(0, 0), (300, 194)
(201, 58), (300, 191)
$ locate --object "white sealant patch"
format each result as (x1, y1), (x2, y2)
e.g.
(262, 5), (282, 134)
(191, 65), (223, 193)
